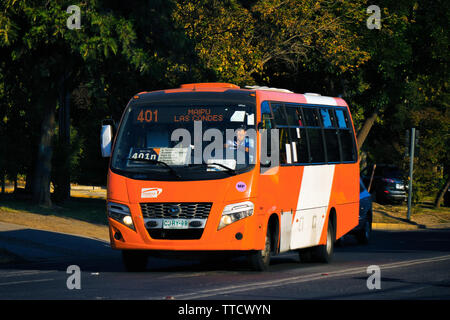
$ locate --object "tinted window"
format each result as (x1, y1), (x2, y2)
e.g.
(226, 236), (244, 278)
(324, 129), (340, 162)
(320, 109), (333, 128)
(279, 127), (290, 164)
(285, 105), (302, 127)
(262, 101), (357, 165)
(339, 116), (356, 162)
(302, 108), (320, 127)
(261, 101), (271, 115)
(261, 101), (273, 129)
(272, 103), (287, 126)
(307, 128), (326, 163)
(290, 127), (309, 163)
(335, 109), (348, 128)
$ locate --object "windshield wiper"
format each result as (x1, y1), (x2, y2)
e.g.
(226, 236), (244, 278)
(188, 162), (237, 175)
(126, 158), (181, 178)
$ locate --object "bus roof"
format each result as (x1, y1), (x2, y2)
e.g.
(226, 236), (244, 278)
(133, 83), (347, 107)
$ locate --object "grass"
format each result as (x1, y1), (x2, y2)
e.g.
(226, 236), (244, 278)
(0, 193), (109, 241)
(373, 199), (450, 227)
(0, 194), (107, 225)
(0, 190), (449, 242)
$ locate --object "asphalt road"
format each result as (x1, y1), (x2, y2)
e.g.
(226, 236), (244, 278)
(0, 222), (449, 300)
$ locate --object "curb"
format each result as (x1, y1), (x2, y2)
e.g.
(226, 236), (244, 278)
(70, 185), (106, 190)
(372, 223), (420, 230)
(372, 222), (450, 230)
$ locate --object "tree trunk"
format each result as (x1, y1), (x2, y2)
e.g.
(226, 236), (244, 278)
(32, 102), (56, 207)
(434, 176), (450, 208)
(356, 111), (378, 151)
(53, 83), (71, 203)
(25, 135), (39, 195)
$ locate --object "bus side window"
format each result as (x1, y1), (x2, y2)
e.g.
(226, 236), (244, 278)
(321, 108), (340, 163)
(303, 107), (320, 127)
(261, 101), (273, 129)
(285, 104), (300, 126)
(260, 101), (275, 167)
(271, 103), (288, 126)
(335, 109), (348, 129)
(271, 103), (290, 164)
(290, 127), (309, 163)
(336, 109), (356, 162)
(303, 107), (326, 163)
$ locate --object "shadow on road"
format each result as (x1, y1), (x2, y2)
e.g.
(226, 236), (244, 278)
(0, 227), (122, 273)
(0, 228), (260, 273)
(1, 228), (450, 275)
(336, 229), (450, 254)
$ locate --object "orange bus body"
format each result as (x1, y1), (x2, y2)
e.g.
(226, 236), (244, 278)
(106, 84), (359, 258)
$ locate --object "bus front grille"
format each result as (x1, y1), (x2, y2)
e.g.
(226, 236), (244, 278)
(140, 202), (213, 219)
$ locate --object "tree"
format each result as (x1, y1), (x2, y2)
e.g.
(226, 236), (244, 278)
(173, 0), (372, 85)
(0, 0), (141, 205)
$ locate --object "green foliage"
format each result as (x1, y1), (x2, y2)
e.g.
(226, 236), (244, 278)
(0, 0), (448, 204)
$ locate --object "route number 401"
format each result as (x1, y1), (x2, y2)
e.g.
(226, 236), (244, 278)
(137, 109), (158, 123)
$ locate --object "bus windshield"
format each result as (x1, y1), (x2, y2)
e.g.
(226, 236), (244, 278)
(111, 102), (256, 180)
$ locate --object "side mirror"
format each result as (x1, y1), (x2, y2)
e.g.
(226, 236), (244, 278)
(100, 124), (113, 157)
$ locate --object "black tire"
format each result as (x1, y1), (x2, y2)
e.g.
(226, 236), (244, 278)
(356, 218), (372, 245)
(298, 247), (314, 262)
(122, 250), (148, 272)
(249, 228), (272, 271)
(312, 219), (335, 263)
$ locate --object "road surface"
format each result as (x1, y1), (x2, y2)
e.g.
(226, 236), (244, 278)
(0, 221), (449, 300)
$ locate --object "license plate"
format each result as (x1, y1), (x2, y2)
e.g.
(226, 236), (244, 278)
(163, 219), (189, 229)
(396, 184), (404, 190)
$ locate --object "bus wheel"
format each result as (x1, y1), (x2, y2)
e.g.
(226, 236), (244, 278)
(313, 220), (335, 263)
(249, 228), (272, 271)
(122, 250), (148, 272)
(298, 247), (314, 262)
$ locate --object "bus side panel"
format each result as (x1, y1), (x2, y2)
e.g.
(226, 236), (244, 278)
(329, 162), (359, 240)
(258, 166), (303, 252)
(290, 164), (335, 250)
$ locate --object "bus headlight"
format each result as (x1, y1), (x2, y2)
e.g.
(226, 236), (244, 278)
(218, 201), (254, 230)
(107, 202), (135, 231)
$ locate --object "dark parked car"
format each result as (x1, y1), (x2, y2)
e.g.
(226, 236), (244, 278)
(361, 164), (407, 204)
(350, 179), (373, 244)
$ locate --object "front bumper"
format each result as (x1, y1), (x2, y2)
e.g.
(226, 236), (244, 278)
(108, 202), (266, 251)
(383, 190), (406, 201)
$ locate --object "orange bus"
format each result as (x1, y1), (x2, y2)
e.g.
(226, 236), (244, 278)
(101, 83), (359, 271)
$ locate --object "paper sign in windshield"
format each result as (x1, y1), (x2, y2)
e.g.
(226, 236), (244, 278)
(158, 147), (189, 165)
(129, 148), (159, 161)
(230, 110), (246, 122)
